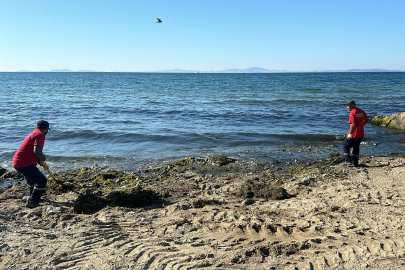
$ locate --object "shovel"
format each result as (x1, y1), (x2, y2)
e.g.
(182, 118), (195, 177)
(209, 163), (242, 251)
(40, 161), (63, 182)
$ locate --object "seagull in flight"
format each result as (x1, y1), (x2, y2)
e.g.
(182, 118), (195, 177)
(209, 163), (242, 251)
(156, 18), (162, 23)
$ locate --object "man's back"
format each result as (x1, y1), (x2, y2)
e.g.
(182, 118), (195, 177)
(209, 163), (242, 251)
(349, 107), (367, 139)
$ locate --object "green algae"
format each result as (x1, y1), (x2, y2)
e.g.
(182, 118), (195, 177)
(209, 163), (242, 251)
(46, 167), (162, 213)
(289, 152), (344, 175)
(371, 115), (403, 130)
(371, 115), (388, 126)
(45, 154), (352, 214)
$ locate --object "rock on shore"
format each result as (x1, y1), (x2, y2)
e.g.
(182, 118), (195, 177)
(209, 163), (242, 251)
(371, 112), (405, 130)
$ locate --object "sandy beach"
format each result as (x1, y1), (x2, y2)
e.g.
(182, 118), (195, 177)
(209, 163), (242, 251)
(1, 154), (405, 270)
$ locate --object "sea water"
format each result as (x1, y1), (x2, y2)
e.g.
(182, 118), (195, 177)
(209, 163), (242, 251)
(1, 72), (404, 172)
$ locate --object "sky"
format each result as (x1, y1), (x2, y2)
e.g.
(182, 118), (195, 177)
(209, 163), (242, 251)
(0, 0), (404, 72)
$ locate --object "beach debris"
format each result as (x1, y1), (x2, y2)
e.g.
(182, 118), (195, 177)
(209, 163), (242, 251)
(389, 152), (405, 158)
(0, 167), (6, 176)
(236, 182), (292, 200)
(105, 187), (160, 208)
(0, 167), (22, 179)
(242, 199), (255, 205)
(73, 190), (105, 214)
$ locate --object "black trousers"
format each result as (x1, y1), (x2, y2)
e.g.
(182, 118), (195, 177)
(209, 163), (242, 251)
(15, 165), (47, 203)
(343, 137), (363, 165)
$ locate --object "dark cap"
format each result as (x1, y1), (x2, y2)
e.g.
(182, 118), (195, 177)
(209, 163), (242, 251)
(345, 100), (356, 106)
(36, 120), (50, 130)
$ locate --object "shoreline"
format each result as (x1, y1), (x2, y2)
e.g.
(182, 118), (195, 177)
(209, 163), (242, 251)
(1, 138), (400, 174)
(1, 154), (405, 269)
(1, 150), (404, 185)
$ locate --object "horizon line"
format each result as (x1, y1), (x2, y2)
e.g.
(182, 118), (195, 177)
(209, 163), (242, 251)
(2, 68), (405, 73)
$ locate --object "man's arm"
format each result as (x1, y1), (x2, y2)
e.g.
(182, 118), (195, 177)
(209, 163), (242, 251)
(364, 115), (369, 126)
(348, 123), (356, 135)
(33, 145), (46, 161)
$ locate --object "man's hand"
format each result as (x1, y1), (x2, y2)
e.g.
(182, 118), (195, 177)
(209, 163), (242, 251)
(39, 161), (49, 171)
(347, 134), (352, 140)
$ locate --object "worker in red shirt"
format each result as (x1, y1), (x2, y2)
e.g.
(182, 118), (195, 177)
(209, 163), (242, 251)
(13, 120), (51, 208)
(343, 101), (369, 166)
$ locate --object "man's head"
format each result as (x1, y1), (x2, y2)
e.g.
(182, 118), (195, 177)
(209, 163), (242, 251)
(36, 120), (50, 135)
(345, 100), (356, 111)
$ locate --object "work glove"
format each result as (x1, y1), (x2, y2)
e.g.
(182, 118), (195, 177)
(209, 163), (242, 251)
(347, 134), (352, 140)
(39, 161), (49, 171)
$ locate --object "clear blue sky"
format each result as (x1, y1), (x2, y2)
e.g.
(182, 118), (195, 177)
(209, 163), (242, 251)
(1, 0), (404, 71)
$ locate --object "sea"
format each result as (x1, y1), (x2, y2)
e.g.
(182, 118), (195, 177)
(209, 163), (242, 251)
(1, 72), (404, 176)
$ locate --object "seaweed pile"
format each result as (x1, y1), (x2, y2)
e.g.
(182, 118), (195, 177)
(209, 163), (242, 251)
(3, 154), (349, 214)
(45, 155), (284, 214)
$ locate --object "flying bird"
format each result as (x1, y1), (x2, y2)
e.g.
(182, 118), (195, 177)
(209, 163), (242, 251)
(156, 18), (162, 23)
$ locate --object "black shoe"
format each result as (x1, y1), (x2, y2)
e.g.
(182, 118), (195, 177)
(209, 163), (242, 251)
(25, 201), (40, 209)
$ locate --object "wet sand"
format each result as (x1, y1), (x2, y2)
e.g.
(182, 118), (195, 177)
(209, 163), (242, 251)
(1, 154), (405, 270)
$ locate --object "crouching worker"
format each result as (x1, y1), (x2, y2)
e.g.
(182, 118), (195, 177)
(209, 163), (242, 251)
(13, 120), (51, 208)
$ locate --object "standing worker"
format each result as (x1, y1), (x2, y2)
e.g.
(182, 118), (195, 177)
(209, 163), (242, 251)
(13, 120), (51, 208)
(343, 101), (369, 166)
